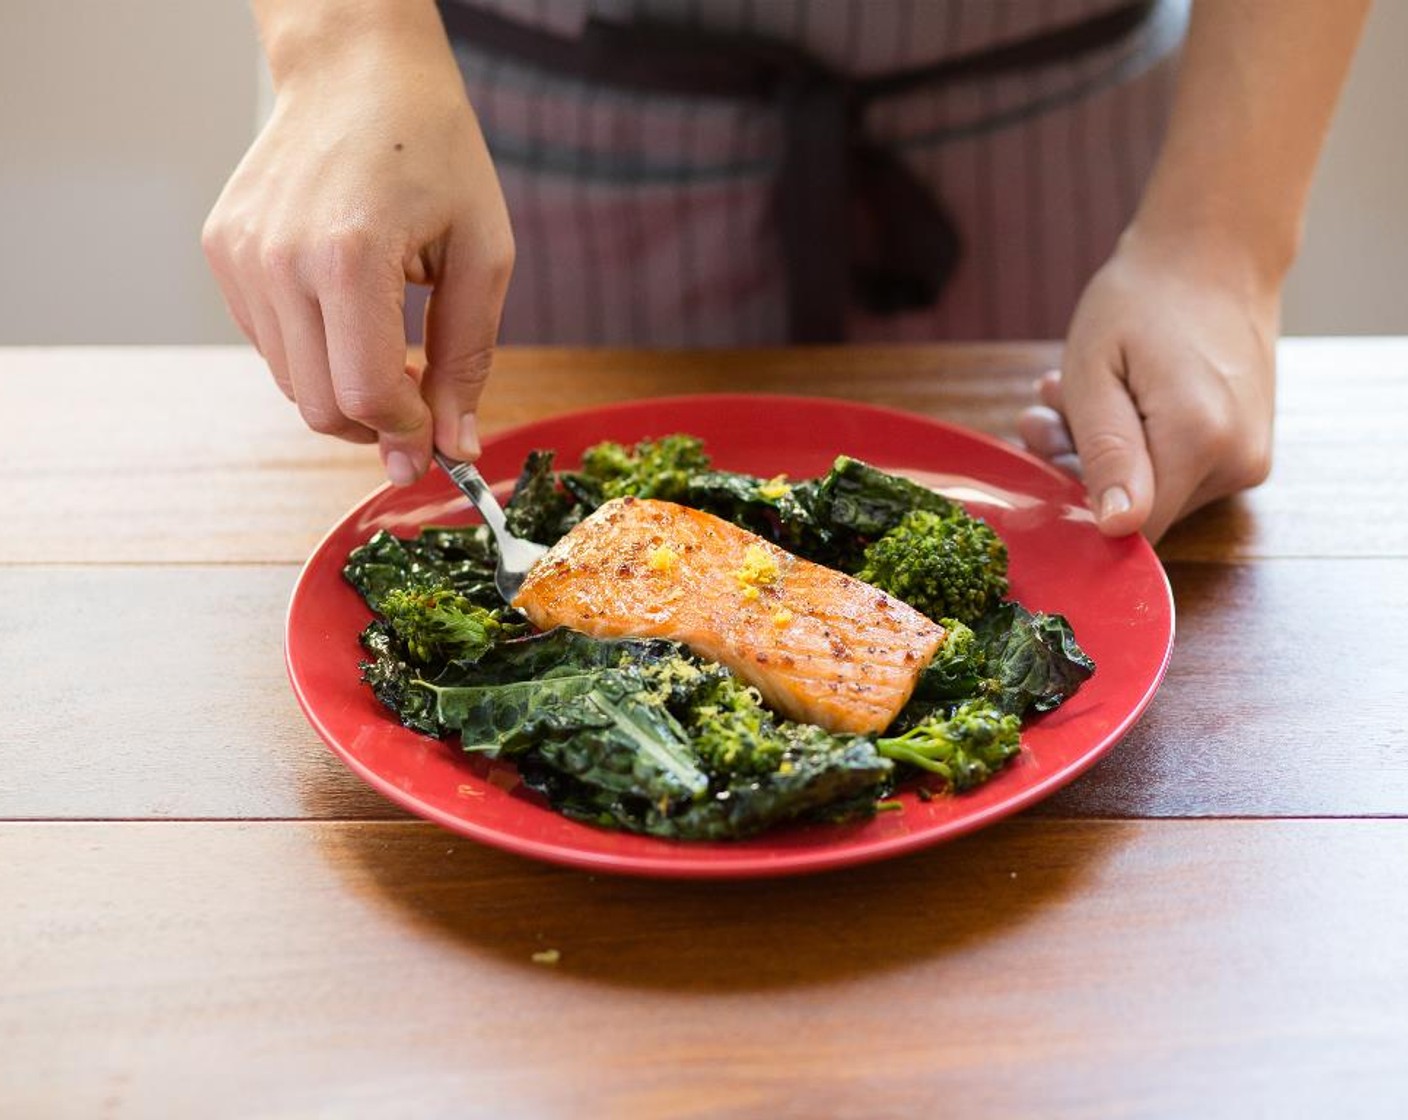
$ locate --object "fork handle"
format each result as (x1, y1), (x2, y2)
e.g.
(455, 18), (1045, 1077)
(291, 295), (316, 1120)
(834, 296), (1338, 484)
(433, 451), (511, 538)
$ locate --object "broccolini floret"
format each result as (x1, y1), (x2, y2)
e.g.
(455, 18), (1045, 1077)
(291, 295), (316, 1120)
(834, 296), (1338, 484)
(912, 619), (991, 702)
(641, 657), (844, 780)
(685, 671), (789, 778)
(875, 700), (1021, 790)
(377, 579), (516, 665)
(855, 508), (1008, 624)
(579, 434), (712, 501)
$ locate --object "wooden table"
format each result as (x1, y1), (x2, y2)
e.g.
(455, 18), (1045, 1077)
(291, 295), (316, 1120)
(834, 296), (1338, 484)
(3, 342), (1406, 1117)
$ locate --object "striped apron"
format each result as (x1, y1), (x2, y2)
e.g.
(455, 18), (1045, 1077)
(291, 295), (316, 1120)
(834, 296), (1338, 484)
(433, 0), (1189, 345)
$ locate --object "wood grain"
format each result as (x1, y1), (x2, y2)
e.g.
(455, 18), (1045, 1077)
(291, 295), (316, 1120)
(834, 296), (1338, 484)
(6, 557), (1407, 821)
(0, 566), (409, 821)
(5, 339), (1407, 564)
(2, 348), (385, 565)
(7, 342), (1408, 1118)
(0, 345), (1056, 565)
(3, 819), (1405, 1117)
(1037, 557), (1408, 817)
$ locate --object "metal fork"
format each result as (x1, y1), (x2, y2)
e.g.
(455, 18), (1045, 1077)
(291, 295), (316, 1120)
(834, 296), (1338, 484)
(433, 451), (549, 604)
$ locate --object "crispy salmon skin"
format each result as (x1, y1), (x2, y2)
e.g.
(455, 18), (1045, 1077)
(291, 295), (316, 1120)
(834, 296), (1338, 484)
(511, 497), (947, 734)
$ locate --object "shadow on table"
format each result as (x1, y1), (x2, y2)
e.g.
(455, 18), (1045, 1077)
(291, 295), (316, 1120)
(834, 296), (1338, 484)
(1157, 491), (1262, 561)
(313, 813), (1128, 993)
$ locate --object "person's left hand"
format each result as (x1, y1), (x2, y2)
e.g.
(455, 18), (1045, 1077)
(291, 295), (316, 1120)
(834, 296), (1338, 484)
(1018, 227), (1280, 542)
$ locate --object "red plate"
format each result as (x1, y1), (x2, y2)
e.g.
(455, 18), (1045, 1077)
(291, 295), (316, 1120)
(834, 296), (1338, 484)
(287, 395), (1173, 878)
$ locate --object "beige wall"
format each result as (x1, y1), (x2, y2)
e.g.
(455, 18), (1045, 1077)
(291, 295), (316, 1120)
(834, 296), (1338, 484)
(0, 2), (257, 344)
(0, 2), (1401, 344)
(1282, 0), (1408, 334)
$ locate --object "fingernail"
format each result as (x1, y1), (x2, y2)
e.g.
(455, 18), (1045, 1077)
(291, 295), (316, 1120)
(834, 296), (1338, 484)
(385, 450), (417, 487)
(1099, 485), (1132, 522)
(458, 413), (481, 460)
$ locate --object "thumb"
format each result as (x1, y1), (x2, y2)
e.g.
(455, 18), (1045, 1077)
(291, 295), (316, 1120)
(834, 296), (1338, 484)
(420, 235), (512, 462)
(1060, 355), (1156, 536)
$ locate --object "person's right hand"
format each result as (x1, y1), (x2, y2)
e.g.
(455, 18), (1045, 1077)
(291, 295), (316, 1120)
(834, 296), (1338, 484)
(202, 2), (513, 484)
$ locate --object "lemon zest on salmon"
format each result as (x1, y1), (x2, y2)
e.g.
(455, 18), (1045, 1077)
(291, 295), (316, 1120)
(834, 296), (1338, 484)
(646, 544), (679, 573)
(733, 544), (780, 592)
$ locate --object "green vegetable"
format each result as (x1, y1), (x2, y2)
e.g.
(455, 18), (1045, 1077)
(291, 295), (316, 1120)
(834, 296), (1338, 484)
(628, 739), (894, 840)
(428, 664), (710, 809)
(358, 620), (442, 736)
(460, 627), (646, 684)
(910, 619), (990, 704)
(662, 469), (822, 552)
(974, 602), (1096, 715)
(674, 670), (786, 779)
(504, 449), (583, 544)
(377, 630), (706, 808)
(854, 508), (1009, 624)
(803, 454), (959, 544)
(345, 526), (500, 613)
(876, 700), (1021, 790)
(408, 637), (895, 839)
(571, 434), (712, 503)
(437, 645), (894, 834)
(378, 579), (520, 665)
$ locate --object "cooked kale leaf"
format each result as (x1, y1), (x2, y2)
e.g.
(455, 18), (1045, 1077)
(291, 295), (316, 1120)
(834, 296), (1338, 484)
(625, 739), (894, 840)
(974, 602), (1096, 715)
(433, 664), (710, 809)
(801, 455), (959, 546)
(504, 449), (584, 544)
(345, 526), (500, 612)
(664, 469), (822, 552)
(358, 620), (443, 736)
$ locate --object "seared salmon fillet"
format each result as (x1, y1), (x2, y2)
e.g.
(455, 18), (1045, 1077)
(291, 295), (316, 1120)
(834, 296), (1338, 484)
(511, 497), (947, 734)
